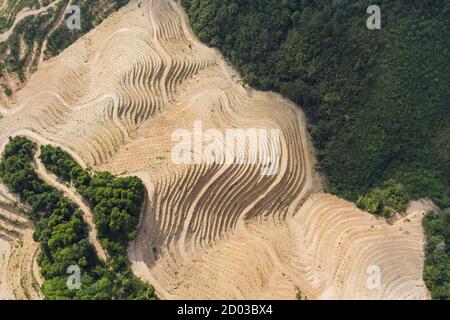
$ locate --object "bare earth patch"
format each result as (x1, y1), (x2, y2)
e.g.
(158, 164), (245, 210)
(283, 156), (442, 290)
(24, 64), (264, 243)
(0, 0), (432, 300)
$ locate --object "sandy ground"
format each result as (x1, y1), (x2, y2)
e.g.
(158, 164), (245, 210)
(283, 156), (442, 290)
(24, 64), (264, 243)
(0, 0), (433, 300)
(0, 204), (42, 300)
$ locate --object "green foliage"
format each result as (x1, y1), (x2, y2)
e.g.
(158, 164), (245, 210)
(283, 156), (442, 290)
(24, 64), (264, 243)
(356, 180), (409, 216)
(39, 146), (144, 257)
(0, 137), (111, 299)
(82, 172), (144, 256)
(182, 0), (450, 208)
(422, 209), (450, 300)
(47, 0), (131, 56)
(40, 145), (83, 182)
(39, 144), (153, 298)
(0, 0), (41, 33)
(182, 0), (450, 299)
(0, 5), (63, 83)
(0, 137), (154, 300)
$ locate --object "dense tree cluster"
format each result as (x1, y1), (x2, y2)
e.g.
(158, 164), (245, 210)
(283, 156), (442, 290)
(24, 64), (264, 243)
(0, 0), (40, 33)
(423, 210), (450, 299)
(181, 0), (450, 205)
(0, 6), (63, 84)
(0, 137), (154, 300)
(40, 145), (144, 258)
(0, 137), (109, 299)
(40, 144), (151, 295)
(181, 0), (450, 298)
(81, 172), (144, 256)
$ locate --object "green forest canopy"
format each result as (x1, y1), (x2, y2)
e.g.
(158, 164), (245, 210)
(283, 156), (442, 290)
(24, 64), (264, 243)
(0, 137), (154, 300)
(181, 0), (450, 209)
(181, 0), (450, 299)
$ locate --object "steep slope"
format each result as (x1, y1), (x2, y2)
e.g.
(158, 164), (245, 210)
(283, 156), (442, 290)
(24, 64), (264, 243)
(0, 203), (42, 300)
(0, 0), (432, 300)
(181, 0), (450, 209)
(0, 0), (130, 106)
(130, 193), (431, 300)
(0, 167), (41, 300)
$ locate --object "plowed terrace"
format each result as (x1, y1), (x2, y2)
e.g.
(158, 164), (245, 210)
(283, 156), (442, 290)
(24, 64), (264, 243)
(0, 0), (431, 300)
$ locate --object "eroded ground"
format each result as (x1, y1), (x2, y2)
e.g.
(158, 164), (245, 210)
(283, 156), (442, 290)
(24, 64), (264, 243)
(0, 0), (431, 300)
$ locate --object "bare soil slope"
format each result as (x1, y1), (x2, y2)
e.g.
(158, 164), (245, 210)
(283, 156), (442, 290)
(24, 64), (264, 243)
(0, 201), (42, 300)
(0, 0), (431, 300)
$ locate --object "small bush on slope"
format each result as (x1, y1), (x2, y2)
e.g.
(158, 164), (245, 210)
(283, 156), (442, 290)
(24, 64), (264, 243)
(356, 179), (409, 217)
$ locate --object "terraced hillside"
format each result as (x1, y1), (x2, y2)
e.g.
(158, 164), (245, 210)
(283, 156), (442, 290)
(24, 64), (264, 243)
(0, 196), (42, 299)
(0, 0), (434, 299)
(0, 0), (130, 106)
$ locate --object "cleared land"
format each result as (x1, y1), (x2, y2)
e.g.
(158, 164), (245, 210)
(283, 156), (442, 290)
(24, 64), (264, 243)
(0, 201), (42, 300)
(0, 0), (130, 107)
(0, 0), (433, 299)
